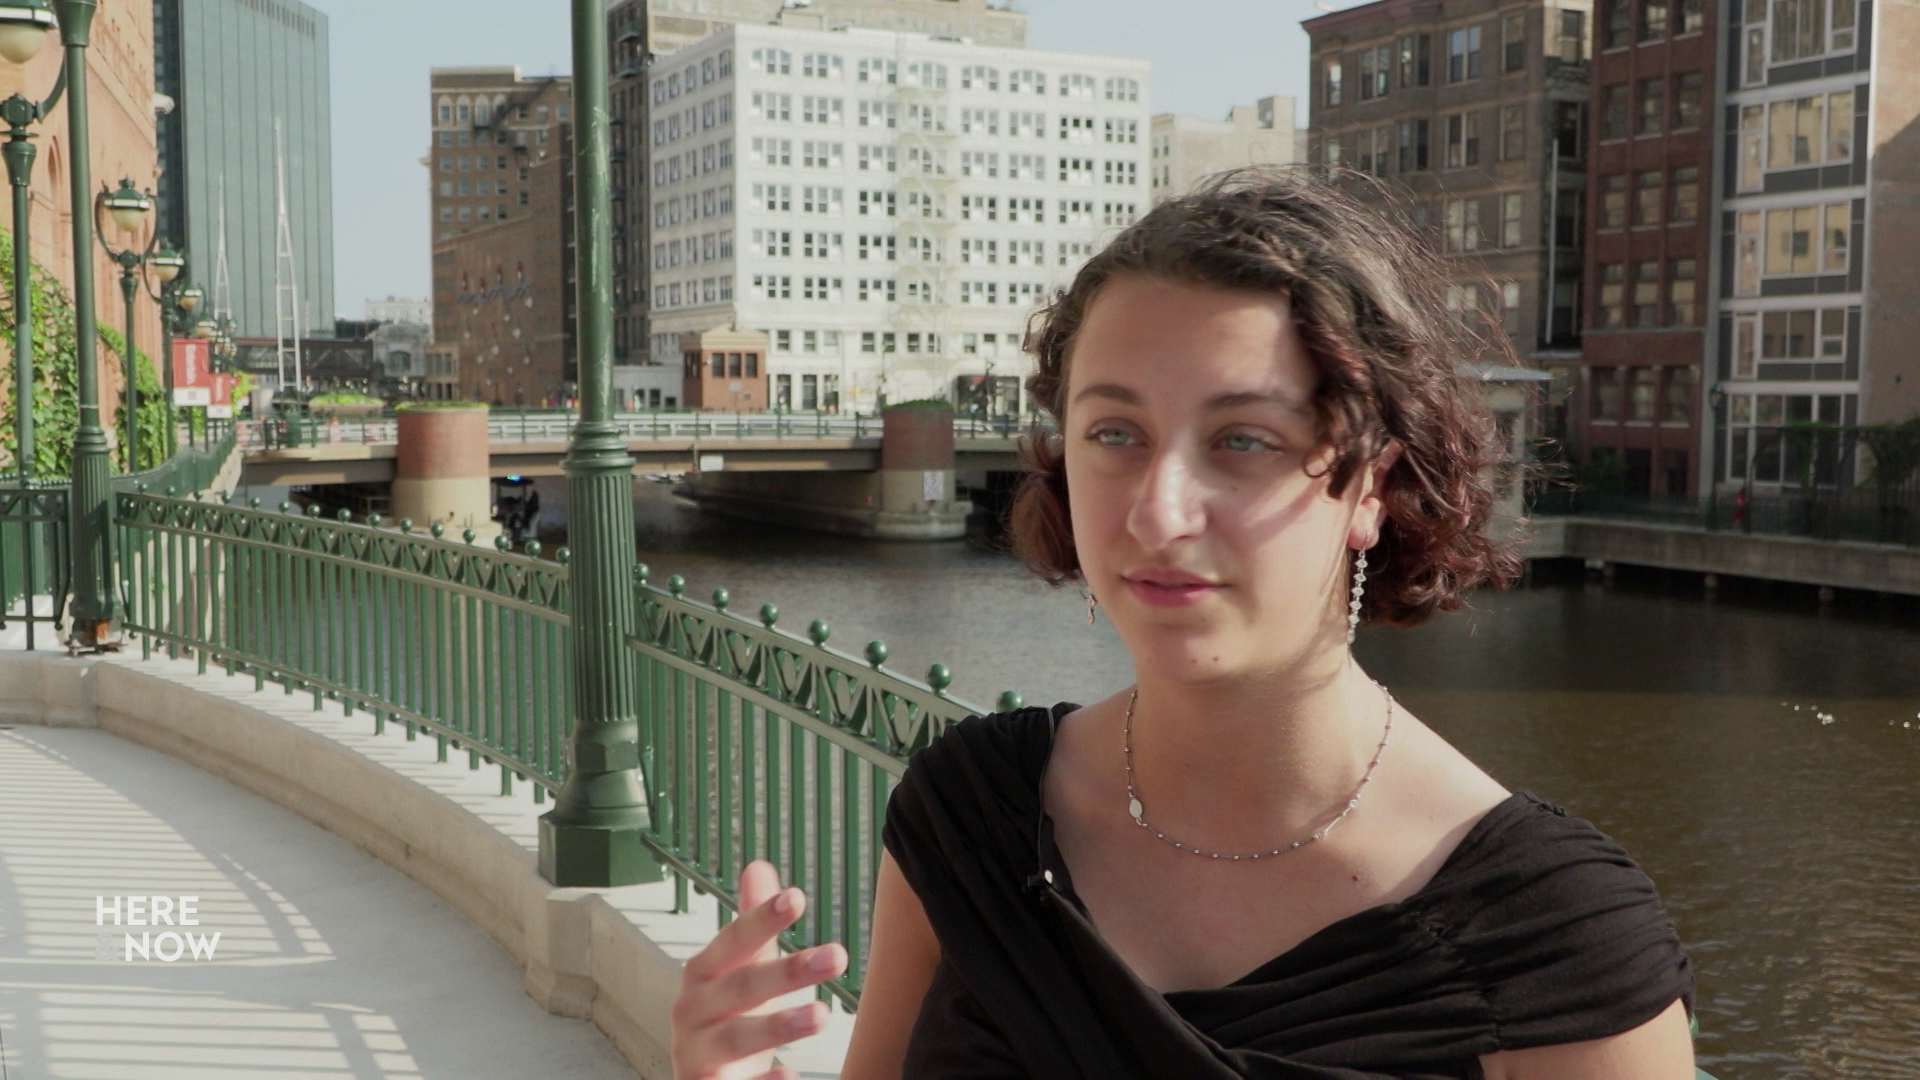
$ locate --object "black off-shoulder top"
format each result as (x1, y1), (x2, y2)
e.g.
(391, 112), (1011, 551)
(882, 705), (1695, 1079)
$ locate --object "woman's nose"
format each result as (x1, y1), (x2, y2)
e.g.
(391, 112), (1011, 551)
(1126, 448), (1207, 548)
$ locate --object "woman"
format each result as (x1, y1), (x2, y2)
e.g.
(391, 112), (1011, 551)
(671, 167), (1696, 1079)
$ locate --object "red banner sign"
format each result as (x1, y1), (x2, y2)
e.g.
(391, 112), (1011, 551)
(207, 373), (237, 419)
(171, 338), (212, 406)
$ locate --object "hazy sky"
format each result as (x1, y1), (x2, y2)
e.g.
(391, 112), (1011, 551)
(325, 0), (1323, 319)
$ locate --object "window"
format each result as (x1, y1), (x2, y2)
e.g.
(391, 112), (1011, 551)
(1604, 0), (1632, 48)
(1597, 263), (1626, 328)
(1010, 68), (1045, 95)
(1772, 0), (1837, 62)
(1324, 56), (1344, 106)
(1668, 166), (1698, 222)
(1558, 10), (1588, 60)
(1667, 259), (1696, 324)
(1627, 366), (1657, 420)
(802, 52), (842, 79)
(1628, 263), (1658, 326)
(1763, 202), (1850, 275)
(1640, 0), (1668, 40)
(1397, 118), (1430, 171)
(1358, 44), (1392, 100)
(1447, 26), (1482, 81)
(1600, 174), (1628, 229)
(1503, 12), (1526, 71)
(1671, 73), (1703, 130)
(1638, 78), (1665, 135)
(1592, 367), (1622, 419)
(1634, 170), (1663, 226)
(1767, 91), (1855, 168)
(1677, 0), (1704, 33)
(1057, 72), (1094, 98)
(1601, 84), (1629, 140)
(1104, 119), (1139, 144)
(1397, 34), (1431, 87)
(1502, 193), (1523, 247)
(1105, 76), (1141, 101)
(1734, 211), (1762, 295)
(1444, 112), (1480, 167)
(1501, 104), (1525, 160)
(1444, 198), (1482, 251)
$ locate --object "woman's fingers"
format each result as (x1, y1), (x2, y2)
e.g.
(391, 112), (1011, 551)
(681, 942), (848, 1034)
(682, 865), (807, 987)
(691, 1002), (830, 1071)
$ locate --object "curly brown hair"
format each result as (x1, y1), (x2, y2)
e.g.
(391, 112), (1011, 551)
(1008, 165), (1523, 628)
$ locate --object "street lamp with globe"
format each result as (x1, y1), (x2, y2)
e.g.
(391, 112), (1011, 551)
(96, 177), (163, 470)
(0, 0), (137, 648)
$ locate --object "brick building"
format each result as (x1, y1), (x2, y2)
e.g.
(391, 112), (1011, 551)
(427, 69), (576, 404)
(1578, 0), (1715, 495)
(1304, 0), (1594, 372)
(0, 0), (165, 453)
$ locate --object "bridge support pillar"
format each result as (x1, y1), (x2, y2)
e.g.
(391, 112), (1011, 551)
(680, 403), (973, 540)
(391, 404), (498, 540)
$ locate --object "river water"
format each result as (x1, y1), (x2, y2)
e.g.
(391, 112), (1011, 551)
(609, 482), (1918, 1079)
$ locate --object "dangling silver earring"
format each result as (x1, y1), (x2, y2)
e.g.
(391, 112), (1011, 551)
(1347, 550), (1369, 646)
(1085, 590), (1098, 625)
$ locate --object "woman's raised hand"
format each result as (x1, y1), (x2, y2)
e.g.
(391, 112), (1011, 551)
(670, 860), (849, 1080)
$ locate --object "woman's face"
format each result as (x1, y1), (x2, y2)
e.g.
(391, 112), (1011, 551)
(1062, 274), (1387, 685)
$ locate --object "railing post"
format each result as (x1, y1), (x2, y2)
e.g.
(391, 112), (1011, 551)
(539, 0), (661, 888)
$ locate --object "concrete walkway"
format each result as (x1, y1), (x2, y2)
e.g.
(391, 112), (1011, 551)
(0, 721), (638, 1080)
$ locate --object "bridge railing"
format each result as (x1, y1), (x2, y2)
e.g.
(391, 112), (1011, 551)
(1532, 484), (1920, 548)
(622, 567), (1017, 1008)
(92, 485), (1023, 1007)
(116, 497), (578, 798)
(233, 410), (1055, 450)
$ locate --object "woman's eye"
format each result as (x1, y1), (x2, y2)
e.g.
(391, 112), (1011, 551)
(1090, 427), (1134, 447)
(1220, 433), (1274, 453)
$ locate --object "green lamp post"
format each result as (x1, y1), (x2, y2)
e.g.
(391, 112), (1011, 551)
(0, 0), (124, 649)
(142, 247), (185, 454)
(0, 0), (60, 483)
(97, 177), (157, 471)
(537, 0), (662, 887)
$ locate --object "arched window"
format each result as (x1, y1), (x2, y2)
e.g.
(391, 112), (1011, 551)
(437, 96), (453, 124)
(456, 96), (471, 123)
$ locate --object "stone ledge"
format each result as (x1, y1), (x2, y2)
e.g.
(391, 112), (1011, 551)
(0, 646), (855, 1078)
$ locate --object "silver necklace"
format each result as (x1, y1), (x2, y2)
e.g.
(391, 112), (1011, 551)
(1123, 684), (1395, 861)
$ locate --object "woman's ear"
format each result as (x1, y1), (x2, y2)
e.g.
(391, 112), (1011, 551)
(1348, 441), (1403, 551)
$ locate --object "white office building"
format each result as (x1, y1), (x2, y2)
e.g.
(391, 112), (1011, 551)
(644, 23), (1150, 414)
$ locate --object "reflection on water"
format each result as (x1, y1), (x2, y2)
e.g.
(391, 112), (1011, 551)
(608, 483), (1920, 1079)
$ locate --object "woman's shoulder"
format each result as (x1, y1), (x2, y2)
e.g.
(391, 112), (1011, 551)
(1421, 792), (1695, 1050)
(902, 702), (1080, 793)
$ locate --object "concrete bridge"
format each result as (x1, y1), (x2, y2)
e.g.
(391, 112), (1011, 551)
(234, 413), (1027, 487)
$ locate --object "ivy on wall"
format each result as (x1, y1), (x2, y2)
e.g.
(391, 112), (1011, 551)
(0, 227), (173, 476)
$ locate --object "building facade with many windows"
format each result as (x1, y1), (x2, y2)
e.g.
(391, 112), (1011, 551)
(427, 69), (577, 404)
(1150, 96), (1304, 203)
(1304, 0), (1594, 371)
(1708, 0), (1920, 494)
(641, 23), (1149, 414)
(1578, 0), (1715, 495)
(155, 0), (334, 339)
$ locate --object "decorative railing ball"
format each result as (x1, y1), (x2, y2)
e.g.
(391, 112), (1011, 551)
(997, 691), (1025, 712)
(307, 505), (322, 518)
(668, 574), (686, 597)
(759, 603), (778, 628)
(927, 663), (952, 694)
(337, 509), (352, 523)
(430, 522), (445, 538)
(866, 640), (889, 668)
(399, 518), (414, 533)
(494, 534), (512, 551)
(634, 562), (649, 584)
(368, 513), (384, 528)
(555, 547), (570, 565)
(809, 619), (830, 645)
(711, 587), (730, 611)
(525, 540), (541, 558)
(248, 497), (261, 509)
(462, 527), (477, 545)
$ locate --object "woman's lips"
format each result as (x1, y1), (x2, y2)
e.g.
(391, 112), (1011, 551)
(1124, 577), (1222, 608)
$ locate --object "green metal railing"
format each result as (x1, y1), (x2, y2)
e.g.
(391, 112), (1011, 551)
(1531, 484), (1920, 548)
(624, 566), (1018, 1007)
(116, 496), (576, 801)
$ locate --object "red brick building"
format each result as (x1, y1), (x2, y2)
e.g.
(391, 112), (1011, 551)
(1578, 0), (1714, 496)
